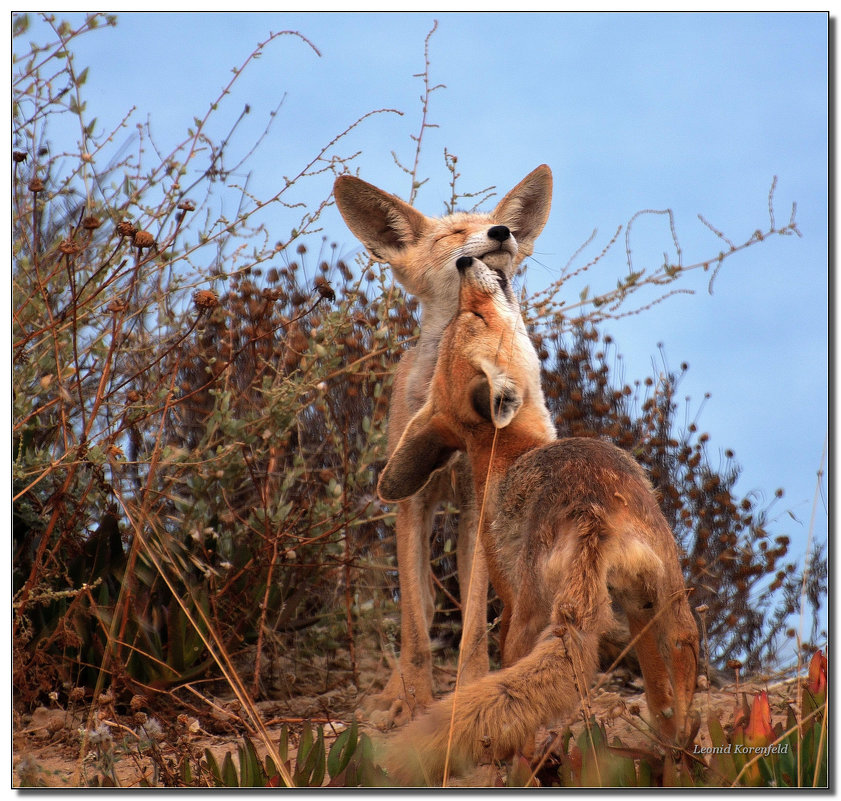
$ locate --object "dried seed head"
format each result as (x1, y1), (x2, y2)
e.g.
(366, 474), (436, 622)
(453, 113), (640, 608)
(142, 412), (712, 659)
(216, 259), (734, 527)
(314, 276), (335, 302)
(13, 151), (27, 163)
(116, 220), (137, 238)
(82, 215), (102, 230)
(126, 389), (141, 403)
(133, 230), (155, 249)
(59, 239), (80, 255)
(28, 177), (45, 193)
(726, 658), (743, 671)
(177, 199), (195, 212)
(193, 289), (219, 310)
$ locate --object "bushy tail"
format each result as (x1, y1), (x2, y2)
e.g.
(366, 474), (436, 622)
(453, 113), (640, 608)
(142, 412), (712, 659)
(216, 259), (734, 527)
(382, 624), (601, 786)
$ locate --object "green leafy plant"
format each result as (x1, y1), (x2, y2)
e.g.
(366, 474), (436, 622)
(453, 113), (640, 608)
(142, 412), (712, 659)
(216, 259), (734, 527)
(202, 719), (388, 787)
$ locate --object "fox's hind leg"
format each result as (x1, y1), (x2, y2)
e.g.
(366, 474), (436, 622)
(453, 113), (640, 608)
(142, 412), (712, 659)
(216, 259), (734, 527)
(623, 585), (698, 744)
(628, 599), (698, 745)
(626, 609), (677, 737)
(659, 588), (699, 742)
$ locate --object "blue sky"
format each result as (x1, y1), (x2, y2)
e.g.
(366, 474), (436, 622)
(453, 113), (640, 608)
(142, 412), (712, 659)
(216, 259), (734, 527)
(16, 12), (828, 630)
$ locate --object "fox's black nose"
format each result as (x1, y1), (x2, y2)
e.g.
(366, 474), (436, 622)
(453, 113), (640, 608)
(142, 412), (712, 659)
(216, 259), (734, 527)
(456, 256), (473, 272)
(487, 225), (510, 242)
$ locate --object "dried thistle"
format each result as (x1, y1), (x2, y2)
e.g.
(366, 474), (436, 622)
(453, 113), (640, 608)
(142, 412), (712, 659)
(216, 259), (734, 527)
(133, 230), (155, 249)
(193, 289), (219, 310)
(314, 276), (335, 303)
(261, 288), (282, 302)
(82, 215), (102, 230)
(27, 177), (45, 193)
(116, 220), (137, 238)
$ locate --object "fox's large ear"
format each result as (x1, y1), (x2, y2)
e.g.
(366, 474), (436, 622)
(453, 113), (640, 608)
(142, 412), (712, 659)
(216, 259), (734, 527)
(491, 164), (553, 259)
(378, 405), (460, 503)
(470, 362), (523, 429)
(334, 175), (428, 263)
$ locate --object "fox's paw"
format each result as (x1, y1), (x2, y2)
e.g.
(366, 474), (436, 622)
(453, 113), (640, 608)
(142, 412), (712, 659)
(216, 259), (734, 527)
(364, 696), (417, 729)
(360, 671), (434, 729)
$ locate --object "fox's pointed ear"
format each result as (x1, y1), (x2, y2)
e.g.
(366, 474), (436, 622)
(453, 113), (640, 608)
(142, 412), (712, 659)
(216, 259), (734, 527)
(491, 164), (552, 259)
(378, 405), (460, 503)
(471, 363), (523, 429)
(334, 175), (428, 263)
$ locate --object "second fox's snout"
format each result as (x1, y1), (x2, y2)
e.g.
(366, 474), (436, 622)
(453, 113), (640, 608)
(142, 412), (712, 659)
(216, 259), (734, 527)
(456, 256), (473, 272)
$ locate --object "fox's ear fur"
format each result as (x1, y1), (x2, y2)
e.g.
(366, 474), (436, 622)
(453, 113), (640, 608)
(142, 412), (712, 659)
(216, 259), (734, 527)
(491, 165), (553, 257)
(333, 175), (428, 262)
(472, 363), (523, 429)
(378, 406), (459, 503)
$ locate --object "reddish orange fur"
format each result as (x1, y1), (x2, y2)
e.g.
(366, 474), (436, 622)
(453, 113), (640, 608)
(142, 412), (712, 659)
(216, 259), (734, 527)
(378, 258), (699, 784)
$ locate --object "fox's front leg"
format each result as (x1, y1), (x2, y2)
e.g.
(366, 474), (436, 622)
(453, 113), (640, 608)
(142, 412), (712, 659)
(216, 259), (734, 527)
(453, 459), (490, 686)
(364, 492), (438, 727)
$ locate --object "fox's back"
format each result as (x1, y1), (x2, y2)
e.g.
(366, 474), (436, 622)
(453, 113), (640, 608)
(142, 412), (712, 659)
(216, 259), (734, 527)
(488, 437), (672, 582)
(498, 436), (654, 518)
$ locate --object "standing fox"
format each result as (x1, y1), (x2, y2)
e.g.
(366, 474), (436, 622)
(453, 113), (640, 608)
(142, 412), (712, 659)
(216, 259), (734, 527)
(334, 167), (553, 725)
(377, 255), (699, 784)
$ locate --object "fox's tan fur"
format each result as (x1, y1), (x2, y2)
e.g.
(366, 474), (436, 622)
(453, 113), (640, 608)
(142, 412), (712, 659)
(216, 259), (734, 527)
(334, 167), (553, 725)
(377, 257), (699, 784)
